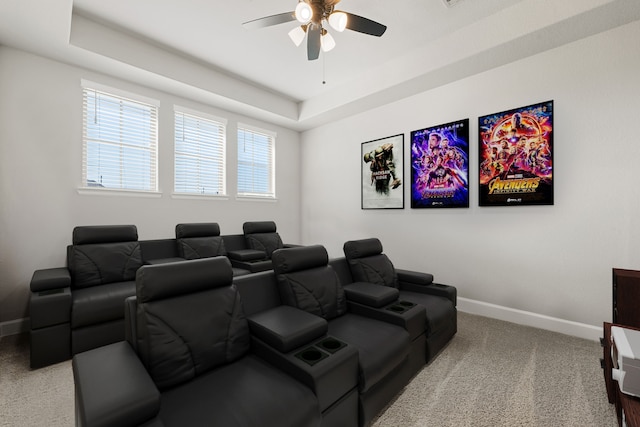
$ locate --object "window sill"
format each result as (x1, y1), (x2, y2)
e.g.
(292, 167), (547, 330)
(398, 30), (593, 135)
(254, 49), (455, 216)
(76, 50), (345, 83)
(235, 195), (277, 203)
(171, 193), (229, 201)
(77, 188), (162, 198)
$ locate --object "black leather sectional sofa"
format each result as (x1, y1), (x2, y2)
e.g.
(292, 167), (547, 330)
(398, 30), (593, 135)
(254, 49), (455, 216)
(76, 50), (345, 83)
(29, 222), (297, 368)
(71, 240), (457, 427)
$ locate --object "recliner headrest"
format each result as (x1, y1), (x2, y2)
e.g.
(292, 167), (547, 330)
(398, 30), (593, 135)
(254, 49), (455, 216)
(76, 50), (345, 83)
(272, 245), (329, 274)
(72, 225), (138, 245)
(343, 238), (384, 259)
(243, 221), (277, 235)
(175, 223), (221, 239)
(136, 257), (233, 303)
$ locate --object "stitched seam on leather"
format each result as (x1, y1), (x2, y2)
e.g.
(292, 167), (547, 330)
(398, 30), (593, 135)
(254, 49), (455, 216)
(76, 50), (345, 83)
(145, 311), (195, 378)
(225, 291), (239, 361)
(185, 241), (198, 258)
(75, 248), (103, 285)
(362, 263), (385, 285)
(123, 244), (140, 279)
(289, 276), (326, 317)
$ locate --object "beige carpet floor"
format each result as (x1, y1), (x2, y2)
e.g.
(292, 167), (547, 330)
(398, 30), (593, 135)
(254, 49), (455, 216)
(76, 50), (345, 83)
(373, 313), (617, 427)
(0, 312), (617, 427)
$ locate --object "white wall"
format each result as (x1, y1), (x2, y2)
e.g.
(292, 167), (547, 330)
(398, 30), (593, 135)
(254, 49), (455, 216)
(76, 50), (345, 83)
(300, 20), (640, 337)
(0, 47), (301, 325)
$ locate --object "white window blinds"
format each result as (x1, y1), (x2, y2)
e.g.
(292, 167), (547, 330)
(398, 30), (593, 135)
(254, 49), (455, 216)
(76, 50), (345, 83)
(82, 85), (158, 191)
(237, 124), (275, 198)
(174, 108), (226, 195)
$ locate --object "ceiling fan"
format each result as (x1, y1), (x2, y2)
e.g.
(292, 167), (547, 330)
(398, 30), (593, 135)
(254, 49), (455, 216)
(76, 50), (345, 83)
(243, 0), (387, 61)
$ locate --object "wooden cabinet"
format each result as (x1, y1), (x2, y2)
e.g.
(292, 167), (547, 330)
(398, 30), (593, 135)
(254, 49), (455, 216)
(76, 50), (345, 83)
(605, 269), (640, 426)
(613, 268), (640, 328)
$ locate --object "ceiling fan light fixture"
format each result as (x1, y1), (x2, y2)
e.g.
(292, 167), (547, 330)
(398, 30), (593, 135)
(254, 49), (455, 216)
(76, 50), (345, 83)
(321, 31), (336, 52)
(288, 25), (307, 47)
(295, 2), (313, 24)
(328, 11), (348, 32)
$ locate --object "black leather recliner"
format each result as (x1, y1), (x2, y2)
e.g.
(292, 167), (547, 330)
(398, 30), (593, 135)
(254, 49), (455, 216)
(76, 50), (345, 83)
(30, 225), (142, 368)
(243, 221), (285, 258)
(343, 238), (457, 362)
(175, 222), (250, 276)
(73, 257), (321, 427)
(227, 221), (298, 273)
(271, 245), (417, 427)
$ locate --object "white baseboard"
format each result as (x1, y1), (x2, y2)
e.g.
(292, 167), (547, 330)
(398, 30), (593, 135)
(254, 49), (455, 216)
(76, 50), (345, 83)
(0, 318), (30, 337)
(457, 297), (602, 342)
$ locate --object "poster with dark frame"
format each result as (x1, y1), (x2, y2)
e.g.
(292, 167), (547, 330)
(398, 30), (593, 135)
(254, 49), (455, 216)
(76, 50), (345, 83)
(410, 119), (469, 208)
(361, 134), (404, 209)
(478, 100), (554, 206)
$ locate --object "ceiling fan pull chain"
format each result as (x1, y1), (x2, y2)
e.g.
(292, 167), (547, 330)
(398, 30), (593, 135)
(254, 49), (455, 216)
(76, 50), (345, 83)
(322, 53), (326, 85)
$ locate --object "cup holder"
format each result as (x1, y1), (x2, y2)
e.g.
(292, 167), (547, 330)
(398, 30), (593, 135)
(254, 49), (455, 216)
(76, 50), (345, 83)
(294, 347), (329, 366)
(387, 305), (407, 313)
(316, 337), (347, 354)
(386, 300), (415, 313)
(398, 300), (416, 308)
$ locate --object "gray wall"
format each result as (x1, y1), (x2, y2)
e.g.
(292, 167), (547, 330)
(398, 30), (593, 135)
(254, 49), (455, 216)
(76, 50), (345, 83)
(0, 46), (301, 327)
(300, 20), (640, 339)
(2, 19), (640, 339)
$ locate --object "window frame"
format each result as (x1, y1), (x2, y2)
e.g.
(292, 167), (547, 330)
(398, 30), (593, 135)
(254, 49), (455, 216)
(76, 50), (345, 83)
(80, 80), (159, 195)
(173, 106), (227, 198)
(236, 123), (276, 200)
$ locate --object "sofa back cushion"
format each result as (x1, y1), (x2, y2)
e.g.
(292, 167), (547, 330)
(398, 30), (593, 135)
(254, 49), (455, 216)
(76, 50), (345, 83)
(243, 221), (283, 257)
(272, 245), (346, 320)
(343, 238), (399, 288)
(135, 257), (249, 390)
(68, 225), (142, 289)
(175, 223), (227, 260)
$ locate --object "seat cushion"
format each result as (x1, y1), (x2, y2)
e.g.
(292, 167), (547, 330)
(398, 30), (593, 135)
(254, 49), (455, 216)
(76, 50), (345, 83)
(158, 355), (320, 427)
(71, 281), (136, 328)
(399, 290), (456, 335)
(328, 313), (410, 393)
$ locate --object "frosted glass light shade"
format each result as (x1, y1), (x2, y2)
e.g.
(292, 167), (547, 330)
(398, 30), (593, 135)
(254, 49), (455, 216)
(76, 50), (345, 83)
(295, 2), (313, 24)
(328, 11), (347, 32)
(321, 32), (336, 52)
(288, 26), (306, 47)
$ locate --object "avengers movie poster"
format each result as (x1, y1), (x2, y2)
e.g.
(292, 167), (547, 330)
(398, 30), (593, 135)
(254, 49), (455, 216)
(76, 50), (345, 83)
(410, 119), (469, 208)
(361, 134), (404, 209)
(478, 100), (554, 206)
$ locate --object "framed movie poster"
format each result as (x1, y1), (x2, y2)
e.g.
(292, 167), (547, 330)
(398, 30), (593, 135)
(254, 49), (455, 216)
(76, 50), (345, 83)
(361, 134), (404, 209)
(478, 100), (554, 206)
(410, 119), (469, 208)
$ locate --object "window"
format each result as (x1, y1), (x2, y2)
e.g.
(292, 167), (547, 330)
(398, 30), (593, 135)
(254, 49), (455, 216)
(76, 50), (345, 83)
(174, 108), (226, 196)
(82, 83), (158, 192)
(237, 124), (276, 198)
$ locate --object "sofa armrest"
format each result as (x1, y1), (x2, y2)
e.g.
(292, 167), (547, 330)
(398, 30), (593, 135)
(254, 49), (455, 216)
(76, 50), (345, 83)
(227, 249), (267, 261)
(30, 268), (71, 292)
(396, 269), (434, 286)
(73, 341), (160, 427)
(399, 281), (457, 306)
(283, 243), (303, 248)
(248, 306), (328, 353)
(343, 282), (398, 308)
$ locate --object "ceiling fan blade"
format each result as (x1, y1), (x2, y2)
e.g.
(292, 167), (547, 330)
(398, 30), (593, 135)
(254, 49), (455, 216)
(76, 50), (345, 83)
(344, 12), (387, 37)
(307, 25), (321, 60)
(242, 12), (296, 30)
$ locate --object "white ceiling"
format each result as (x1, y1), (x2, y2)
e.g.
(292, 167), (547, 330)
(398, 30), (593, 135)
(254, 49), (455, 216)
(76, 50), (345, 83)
(1, 0), (640, 130)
